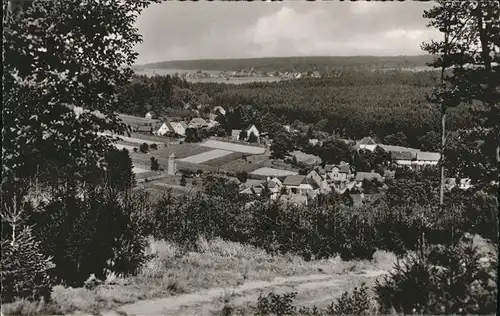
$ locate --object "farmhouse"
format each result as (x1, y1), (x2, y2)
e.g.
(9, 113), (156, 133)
(279, 194), (308, 206)
(330, 163), (353, 182)
(306, 170), (331, 193)
(170, 121), (187, 137)
(156, 122), (172, 136)
(282, 175), (314, 196)
(357, 136), (378, 152)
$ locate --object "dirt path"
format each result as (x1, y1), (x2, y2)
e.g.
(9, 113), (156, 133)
(101, 270), (387, 316)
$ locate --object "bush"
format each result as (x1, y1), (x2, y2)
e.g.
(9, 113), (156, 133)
(326, 283), (371, 315)
(255, 292), (297, 316)
(150, 157), (159, 171)
(29, 186), (150, 286)
(236, 171), (248, 183)
(133, 147), (138, 153)
(180, 175), (187, 187)
(150, 143), (157, 150)
(375, 235), (498, 315)
(139, 143), (149, 153)
(1, 227), (54, 303)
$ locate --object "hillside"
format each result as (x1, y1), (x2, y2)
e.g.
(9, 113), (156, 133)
(136, 55), (435, 72)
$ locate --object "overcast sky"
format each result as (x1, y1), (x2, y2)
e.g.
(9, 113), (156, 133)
(134, 1), (439, 64)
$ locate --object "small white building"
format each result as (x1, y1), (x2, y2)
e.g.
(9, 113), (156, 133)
(282, 175), (314, 196)
(357, 136), (378, 152)
(156, 122), (172, 136)
(145, 112), (154, 119)
(245, 124), (260, 139)
(213, 106), (226, 116)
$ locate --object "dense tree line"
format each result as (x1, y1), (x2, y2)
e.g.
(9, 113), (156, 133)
(190, 70), (474, 148)
(138, 55), (435, 73)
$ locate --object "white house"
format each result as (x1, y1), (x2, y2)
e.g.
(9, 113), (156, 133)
(145, 112), (154, 119)
(329, 163), (352, 182)
(156, 122), (172, 136)
(169, 121), (187, 137)
(245, 124), (260, 139)
(357, 136), (378, 152)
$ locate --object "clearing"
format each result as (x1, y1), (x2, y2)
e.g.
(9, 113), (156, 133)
(180, 149), (233, 164)
(251, 167), (299, 177)
(201, 140), (266, 155)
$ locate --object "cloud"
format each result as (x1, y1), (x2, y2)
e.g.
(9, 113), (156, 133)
(134, 1), (439, 64)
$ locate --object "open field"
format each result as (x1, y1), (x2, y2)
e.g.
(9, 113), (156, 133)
(201, 140), (266, 154)
(99, 132), (164, 146)
(180, 149), (233, 164)
(132, 166), (149, 174)
(4, 238), (394, 316)
(251, 167), (299, 177)
(154, 143), (213, 159)
(202, 151), (244, 167)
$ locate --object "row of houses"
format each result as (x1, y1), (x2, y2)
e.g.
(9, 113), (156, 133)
(357, 136), (441, 168)
(239, 163), (383, 206)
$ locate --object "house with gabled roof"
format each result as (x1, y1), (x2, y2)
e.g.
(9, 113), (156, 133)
(282, 175), (314, 196)
(329, 163), (353, 182)
(245, 124), (260, 139)
(306, 170), (331, 193)
(169, 121), (187, 137)
(357, 136), (377, 152)
(156, 122), (172, 136)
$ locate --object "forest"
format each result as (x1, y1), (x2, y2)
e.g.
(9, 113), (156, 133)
(117, 69), (474, 150)
(137, 55), (435, 73)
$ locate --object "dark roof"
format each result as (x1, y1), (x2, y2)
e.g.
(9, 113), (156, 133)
(391, 151), (416, 160)
(325, 164), (335, 172)
(283, 175), (306, 186)
(339, 164), (351, 173)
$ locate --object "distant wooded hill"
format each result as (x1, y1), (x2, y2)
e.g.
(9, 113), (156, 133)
(136, 55), (435, 72)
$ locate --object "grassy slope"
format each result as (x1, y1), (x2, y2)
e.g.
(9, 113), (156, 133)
(136, 55), (435, 72)
(1, 237), (397, 315)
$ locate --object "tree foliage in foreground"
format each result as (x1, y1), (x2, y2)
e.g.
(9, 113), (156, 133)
(2, 0), (157, 194)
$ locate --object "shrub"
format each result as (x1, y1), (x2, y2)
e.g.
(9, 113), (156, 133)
(150, 157), (159, 171)
(30, 186), (149, 286)
(255, 292), (297, 316)
(139, 143), (149, 153)
(1, 227), (54, 303)
(133, 147), (138, 153)
(374, 235), (498, 315)
(180, 175), (187, 187)
(192, 179), (198, 186)
(236, 171), (248, 183)
(326, 283), (371, 315)
(150, 143), (157, 150)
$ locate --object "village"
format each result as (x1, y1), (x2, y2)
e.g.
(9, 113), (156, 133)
(102, 104), (472, 207)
